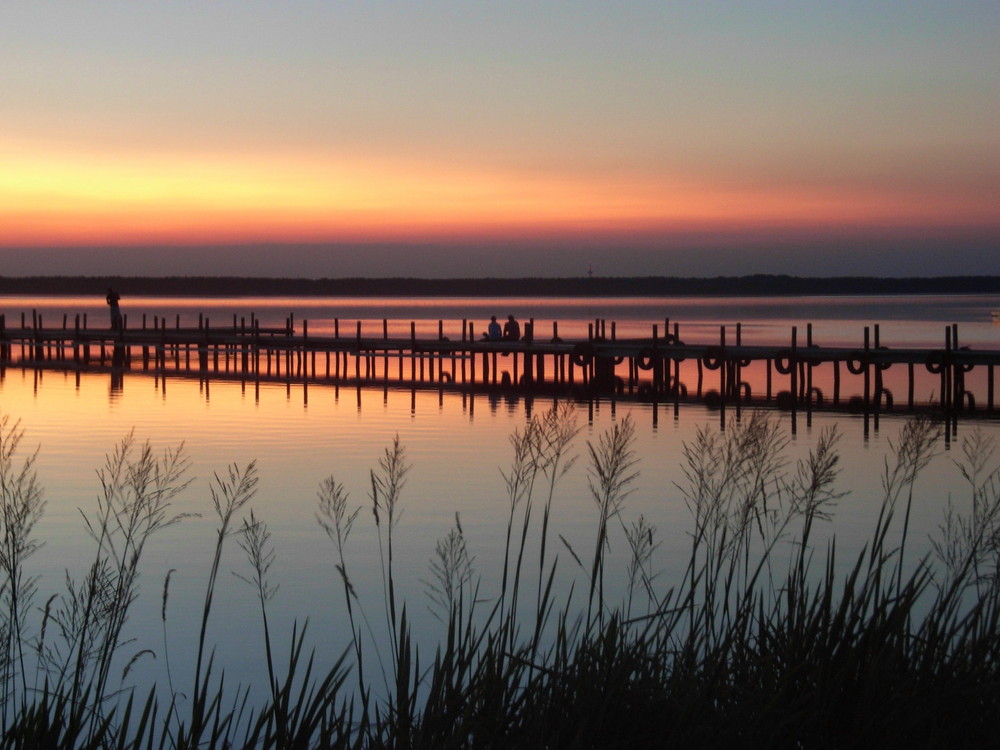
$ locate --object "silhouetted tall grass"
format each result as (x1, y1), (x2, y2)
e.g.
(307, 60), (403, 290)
(1, 405), (998, 748)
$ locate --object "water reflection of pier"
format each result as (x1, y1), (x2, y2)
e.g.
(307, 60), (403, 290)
(2, 312), (999, 419)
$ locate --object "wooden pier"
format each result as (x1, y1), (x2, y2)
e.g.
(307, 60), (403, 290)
(2, 311), (999, 418)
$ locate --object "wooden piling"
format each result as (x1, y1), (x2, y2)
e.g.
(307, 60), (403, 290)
(790, 327), (798, 415)
(863, 326), (871, 411)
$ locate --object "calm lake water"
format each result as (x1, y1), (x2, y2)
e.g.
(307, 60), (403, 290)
(2, 293), (999, 698)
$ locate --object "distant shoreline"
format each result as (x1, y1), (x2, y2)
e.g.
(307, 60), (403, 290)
(0, 275), (998, 297)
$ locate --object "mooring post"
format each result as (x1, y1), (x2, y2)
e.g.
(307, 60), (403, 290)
(863, 326), (871, 411)
(873, 325), (885, 413)
(790, 326), (798, 413)
(410, 321), (417, 382)
(356, 321), (362, 380)
(253, 319), (261, 375)
(943, 326), (951, 412)
(205, 318), (214, 371)
(34, 311), (45, 361)
(302, 319), (308, 377)
(735, 322), (743, 404)
(469, 333), (476, 383)
(952, 323), (962, 410)
(806, 323), (813, 406)
(673, 321), (682, 401)
(988, 364), (995, 413)
(651, 323), (661, 390)
(160, 317), (168, 372)
(381, 320), (389, 379)
(719, 325), (727, 404)
(73, 314), (80, 363)
(460, 327), (468, 383)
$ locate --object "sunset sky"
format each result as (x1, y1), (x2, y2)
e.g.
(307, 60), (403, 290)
(2, 1), (997, 278)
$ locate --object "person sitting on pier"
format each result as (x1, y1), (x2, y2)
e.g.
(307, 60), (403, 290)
(503, 314), (520, 342)
(483, 315), (502, 340)
(106, 288), (122, 331)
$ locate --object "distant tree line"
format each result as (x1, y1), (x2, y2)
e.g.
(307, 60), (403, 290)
(0, 275), (998, 297)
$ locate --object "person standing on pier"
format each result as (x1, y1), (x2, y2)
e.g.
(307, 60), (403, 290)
(503, 314), (520, 342)
(106, 288), (122, 331)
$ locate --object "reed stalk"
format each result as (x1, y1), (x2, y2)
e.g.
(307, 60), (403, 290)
(370, 435), (410, 682)
(235, 509), (279, 705)
(498, 418), (540, 653)
(585, 415), (638, 630)
(530, 402), (580, 651)
(0, 413), (44, 723)
(316, 475), (368, 694)
(187, 460), (257, 746)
